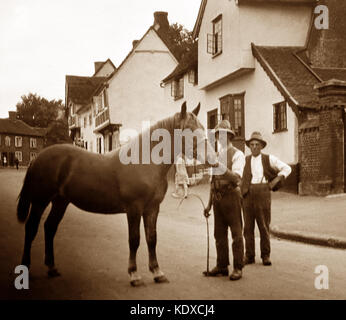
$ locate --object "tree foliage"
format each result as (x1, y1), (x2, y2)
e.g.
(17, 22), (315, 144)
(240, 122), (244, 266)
(46, 119), (72, 147)
(16, 93), (64, 128)
(16, 93), (71, 147)
(164, 23), (195, 61)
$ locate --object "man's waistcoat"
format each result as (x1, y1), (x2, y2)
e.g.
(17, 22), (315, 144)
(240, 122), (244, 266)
(241, 153), (278, 195)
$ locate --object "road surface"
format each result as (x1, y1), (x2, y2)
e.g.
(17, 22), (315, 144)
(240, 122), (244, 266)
(1, 168), (345, 299)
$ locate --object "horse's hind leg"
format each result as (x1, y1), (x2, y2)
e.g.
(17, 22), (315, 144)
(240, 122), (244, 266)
(21, 202), (48, 268)
(143, 205), (169, 284)
(126, 211), (143, 286)
(44, 196), (69, 278)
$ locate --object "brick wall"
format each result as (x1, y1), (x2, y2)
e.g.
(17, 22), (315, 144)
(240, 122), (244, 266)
(0, 134), (44, 167)
(299, 80), (346, 195)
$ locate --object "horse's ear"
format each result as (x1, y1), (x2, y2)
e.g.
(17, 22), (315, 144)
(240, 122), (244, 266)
(180, 101), (187, 119)
(192, 103), (200, 116)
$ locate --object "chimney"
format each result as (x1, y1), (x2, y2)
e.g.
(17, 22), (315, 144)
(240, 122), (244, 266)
(8, 111), (17, 120)
(132, 40), (139, 48)
(153, 11), (169, 31)
(94, 61), (104, 73)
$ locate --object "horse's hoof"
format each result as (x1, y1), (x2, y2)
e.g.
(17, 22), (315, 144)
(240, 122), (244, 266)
(154, 275), (169, 283)
(130, 279), (144, 287)
(47, 268), (61, 278)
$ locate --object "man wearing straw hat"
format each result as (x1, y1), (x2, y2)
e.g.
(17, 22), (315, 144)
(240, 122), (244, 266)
(242, 131), (291, 266)
(203, 120), (245, 281)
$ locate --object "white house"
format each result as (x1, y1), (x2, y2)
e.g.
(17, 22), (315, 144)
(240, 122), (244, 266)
(191, 0), (321, 192)
(95, 11), (182, 145)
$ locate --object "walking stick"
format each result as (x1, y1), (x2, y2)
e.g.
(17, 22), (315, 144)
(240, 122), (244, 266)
(178, 193), (210, 276)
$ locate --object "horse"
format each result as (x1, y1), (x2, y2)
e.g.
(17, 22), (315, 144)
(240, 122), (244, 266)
(17, 101), (217, 286)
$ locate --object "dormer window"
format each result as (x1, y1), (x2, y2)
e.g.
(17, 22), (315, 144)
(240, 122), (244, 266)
(207, 15), (222, 56)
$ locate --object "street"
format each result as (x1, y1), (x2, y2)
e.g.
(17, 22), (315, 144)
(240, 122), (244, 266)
(1, 168), (345, 300)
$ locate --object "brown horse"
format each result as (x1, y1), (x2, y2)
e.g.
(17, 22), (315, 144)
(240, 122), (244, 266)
(17, 102), (216, 286)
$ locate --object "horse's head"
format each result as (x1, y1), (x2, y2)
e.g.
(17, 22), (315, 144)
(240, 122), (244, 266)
(174, 101), (217, 166)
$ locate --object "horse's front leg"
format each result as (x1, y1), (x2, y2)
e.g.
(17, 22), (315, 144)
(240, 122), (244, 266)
(143, 206), (169, 284)
(126, 211), (144, 287)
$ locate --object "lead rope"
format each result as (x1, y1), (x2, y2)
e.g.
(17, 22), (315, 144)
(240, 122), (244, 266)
(178, 193), (210, 276)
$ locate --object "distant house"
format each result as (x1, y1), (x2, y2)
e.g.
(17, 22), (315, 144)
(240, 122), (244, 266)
(191, 0), (346, 195)
(0, 111), (45, 167)
(65, 60), (117, 152)
(101, 11), (180, 144)
(66, 11), (182, 153)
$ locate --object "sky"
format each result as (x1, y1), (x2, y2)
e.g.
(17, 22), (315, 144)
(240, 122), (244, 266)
(0, 0), (201, 118)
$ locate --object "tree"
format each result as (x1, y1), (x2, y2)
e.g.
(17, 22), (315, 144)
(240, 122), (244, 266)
(157, 23), (195, 62)
(45, 118), (72, 147)
(16, 92), (71, 147)
(16, 93), (65, 128)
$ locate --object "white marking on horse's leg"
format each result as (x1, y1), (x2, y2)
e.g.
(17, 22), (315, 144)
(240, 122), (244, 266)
(152, 267), (169, 283)
(152, 268), (164, 278)
(129, 271), (144, 286)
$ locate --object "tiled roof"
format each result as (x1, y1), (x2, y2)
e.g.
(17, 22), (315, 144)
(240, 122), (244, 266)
(312, 68), (346, 82)
(0, 118), (45, 137)
(66, 76), (107, 105)
(252, 44), (321, 109)
(162, 42), (198, 83)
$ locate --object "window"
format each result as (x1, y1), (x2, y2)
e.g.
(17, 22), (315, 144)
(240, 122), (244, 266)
(273, 101), (287, 132)
(219, 93), (245, 137)
(15, 151), (22, 162)
(188, 69), (198, 85)
(207, 15), (222, 56)
(89, 113), (92, 126)
(171, 77), (184, 100)
(15, 136), (22, 147)
(30, 152), (37, 162)
(102, 89), (109, 108)
(30, 138), (37, 148)
(5, 136), (11, 147)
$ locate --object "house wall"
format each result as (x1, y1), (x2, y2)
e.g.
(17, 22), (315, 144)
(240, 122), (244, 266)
(198, 0), (312, 88)
(163, 72), (208, 129)
(78, 106), (104, 153)
(203, 59), (298, 164)
(0, 134), (44, 166)
(94, 61), (115, 77)
(107, 29), (178, 143)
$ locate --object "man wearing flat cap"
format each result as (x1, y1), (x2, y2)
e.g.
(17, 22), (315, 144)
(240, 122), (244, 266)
(242, 131), (291, 266)
(203, 120), (245, 281)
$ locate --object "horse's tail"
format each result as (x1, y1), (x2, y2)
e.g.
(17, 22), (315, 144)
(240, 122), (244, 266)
(17, 164), (33, 223)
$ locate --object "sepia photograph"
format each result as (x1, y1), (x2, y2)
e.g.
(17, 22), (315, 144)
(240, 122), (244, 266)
(0, 0), (345, 312)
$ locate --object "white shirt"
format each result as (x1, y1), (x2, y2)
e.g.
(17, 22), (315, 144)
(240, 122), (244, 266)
(250, 154), (291, 184)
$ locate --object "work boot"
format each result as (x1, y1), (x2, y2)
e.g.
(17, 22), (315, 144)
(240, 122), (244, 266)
(262, 257), (272, 266)
(203, 266), (228, 277)
(229, 269), (242, 281)
(243, 256), (255, 265)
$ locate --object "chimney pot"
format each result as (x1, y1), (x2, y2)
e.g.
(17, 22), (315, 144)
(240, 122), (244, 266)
(132, 40), (139, 48)
(8, 111), (17, 120)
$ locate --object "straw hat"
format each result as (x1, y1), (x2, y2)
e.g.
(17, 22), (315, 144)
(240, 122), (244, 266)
(245, 131), (267, 148)
(214, 120), (235, 139)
